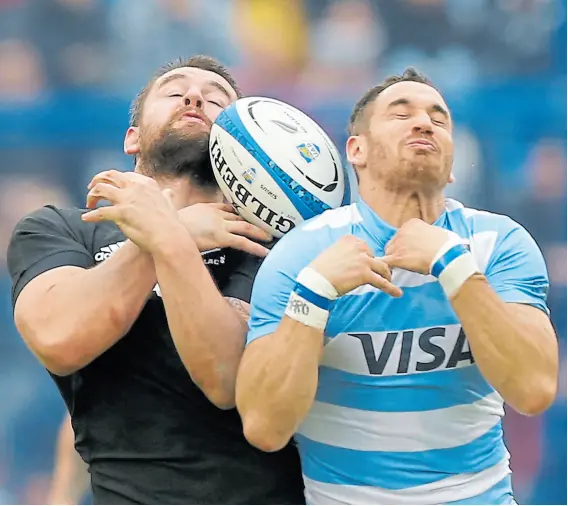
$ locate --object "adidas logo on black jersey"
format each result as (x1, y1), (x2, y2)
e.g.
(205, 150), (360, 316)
(93, 243), (226, 298)
(94, 241), (126, 262)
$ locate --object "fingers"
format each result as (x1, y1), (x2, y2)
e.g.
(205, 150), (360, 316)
(213, 203), (237, 213)
(81, 206), (120, 223)
(365, 271), (403, 298)
(219, 211), (242, 222)
(87, 170), (129, 190)
(178, 203), (240, 219)
(227, 236), (270, 257)
(226, 221), (273, 242)
(369, 257), (392, 282)
(86, 183), (122, 209)
(367, 257), (402, 297)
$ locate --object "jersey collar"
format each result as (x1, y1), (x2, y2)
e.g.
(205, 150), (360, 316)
(355, 199), (449, 251)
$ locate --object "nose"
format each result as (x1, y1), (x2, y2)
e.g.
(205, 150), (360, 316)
(411, 111), (433, 135)
(182, 88), (204, 110)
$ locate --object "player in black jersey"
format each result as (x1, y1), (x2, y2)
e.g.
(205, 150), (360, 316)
(7, 55), (304, 505)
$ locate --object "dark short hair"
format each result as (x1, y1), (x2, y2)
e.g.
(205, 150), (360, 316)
(348, 67), (436, 135)
(129, 55), (243, 127)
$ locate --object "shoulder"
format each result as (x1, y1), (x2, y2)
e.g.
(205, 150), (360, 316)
(13, 205), (89, 236)
(7, 206), (101, 305)
(461, 206), (536, 253)
(301, 202), (364, 234)
(254, 204), (361, 286)
(448, 199), (524, 237)
(446, 200), (536, 269)
(270, 203), (362, 256)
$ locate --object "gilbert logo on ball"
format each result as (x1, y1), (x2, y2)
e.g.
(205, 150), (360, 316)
(209, 97), (350, 238)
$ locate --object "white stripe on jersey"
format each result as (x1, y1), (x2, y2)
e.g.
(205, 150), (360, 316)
(297, 391), (504, 452)
(302, 203), (363, 231)
(303, 457), (511, 505)
(346, 229), (499, 296)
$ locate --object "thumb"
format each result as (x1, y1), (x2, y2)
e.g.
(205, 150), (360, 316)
(162, 189), (177, 210)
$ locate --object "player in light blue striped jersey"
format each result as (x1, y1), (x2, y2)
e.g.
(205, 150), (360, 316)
(235, 68), (559, 505)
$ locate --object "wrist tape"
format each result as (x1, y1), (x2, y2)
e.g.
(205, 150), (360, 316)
(430, 234), (480, 299)
(284, 268), (338, 330)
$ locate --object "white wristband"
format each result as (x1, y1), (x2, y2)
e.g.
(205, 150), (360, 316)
(430, 235), (480, 299)
(438, 253), (479, 299)
(285, 291), (330, 330)
(296, 267), (339, 300)
(429, 232), (466, 268)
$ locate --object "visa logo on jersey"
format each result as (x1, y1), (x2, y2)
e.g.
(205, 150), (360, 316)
(323, 324), (474, 377)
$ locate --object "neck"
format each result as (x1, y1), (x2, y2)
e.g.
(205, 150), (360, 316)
(135, 165), (222, 208)
(358, 178), (445, 228)
(160, 177), (223, 208)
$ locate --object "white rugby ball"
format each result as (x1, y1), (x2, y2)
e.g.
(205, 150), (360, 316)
(209, 96), (350, 238)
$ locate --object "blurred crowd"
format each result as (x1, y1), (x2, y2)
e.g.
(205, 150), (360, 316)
(0, 0), (566, 504)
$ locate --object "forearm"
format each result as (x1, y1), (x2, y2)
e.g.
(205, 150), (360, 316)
(19, 241), (156, 374)
(236, 317), (323, 452)
(451, 274), (558, 414)
(153, 234), (248, 408)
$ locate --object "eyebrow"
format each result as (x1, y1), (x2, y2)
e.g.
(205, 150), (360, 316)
(156, 73), (232, 101)
(207, 80), (232, 101)
(387, 97), (450, 119)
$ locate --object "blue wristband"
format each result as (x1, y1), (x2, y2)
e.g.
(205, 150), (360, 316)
(293, 282), (332, 311)
(431, 244), (469, 278)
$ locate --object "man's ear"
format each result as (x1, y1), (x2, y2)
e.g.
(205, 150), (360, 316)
(124, 127), (140, 156)
(346, 135), (368, 171)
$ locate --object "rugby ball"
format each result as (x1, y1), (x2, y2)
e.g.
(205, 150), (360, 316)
(209, 97), (350, 238)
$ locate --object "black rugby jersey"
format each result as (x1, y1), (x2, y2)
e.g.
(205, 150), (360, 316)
(8, 206), (303, 505)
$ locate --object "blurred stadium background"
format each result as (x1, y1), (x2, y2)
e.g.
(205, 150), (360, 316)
(0, 0), (565, 504)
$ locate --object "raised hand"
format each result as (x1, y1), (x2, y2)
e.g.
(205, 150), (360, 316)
(383, 219), (453, 274)
(178, 203), (272, 257)
(82, 170), (183, 253)
(308, 235), (403, 297)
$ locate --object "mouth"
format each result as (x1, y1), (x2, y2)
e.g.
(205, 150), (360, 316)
(179, 111), (207, 125)
(407, 139), (436, 151)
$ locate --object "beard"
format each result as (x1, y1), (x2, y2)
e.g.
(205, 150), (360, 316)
(137, 121), (217, 190)
(367, 140), (450, 192)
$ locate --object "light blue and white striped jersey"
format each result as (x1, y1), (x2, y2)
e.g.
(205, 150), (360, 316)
(246, 198), (549, 505)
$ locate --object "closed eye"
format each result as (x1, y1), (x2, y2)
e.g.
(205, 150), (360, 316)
(396, 114), (410, 119)
(169, 94), (183, 98)
(208, 100), (222, 107)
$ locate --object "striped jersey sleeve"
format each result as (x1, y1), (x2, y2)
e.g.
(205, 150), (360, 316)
(484, 216), (549, 313)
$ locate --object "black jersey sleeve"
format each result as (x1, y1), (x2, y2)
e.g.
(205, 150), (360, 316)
(7, 206), (94, 307)
(221, 252), (264, 304)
